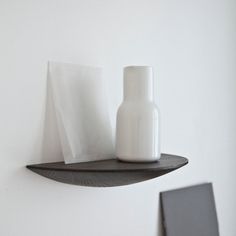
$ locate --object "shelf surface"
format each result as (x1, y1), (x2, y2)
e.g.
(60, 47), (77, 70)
(26, 153), (188, 187)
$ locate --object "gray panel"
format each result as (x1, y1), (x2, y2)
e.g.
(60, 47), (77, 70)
(160, 183), (219, 236)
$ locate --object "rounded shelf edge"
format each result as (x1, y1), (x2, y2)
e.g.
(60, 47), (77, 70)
(26, 154), (188, 187)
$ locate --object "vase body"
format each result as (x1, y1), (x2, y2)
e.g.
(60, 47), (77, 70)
(116, 66), (160, 162)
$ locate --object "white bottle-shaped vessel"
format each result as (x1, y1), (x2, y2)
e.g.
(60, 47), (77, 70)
(116, 66), (160, 162)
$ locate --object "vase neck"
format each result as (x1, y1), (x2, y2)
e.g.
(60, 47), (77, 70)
(123, 66), (154, 101)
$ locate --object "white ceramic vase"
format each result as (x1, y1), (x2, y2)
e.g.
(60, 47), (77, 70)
(115, 66), (160, 162)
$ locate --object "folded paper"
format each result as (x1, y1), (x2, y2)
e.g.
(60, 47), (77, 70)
(47, 62), (114, 164)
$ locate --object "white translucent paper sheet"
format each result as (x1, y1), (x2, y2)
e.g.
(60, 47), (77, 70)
(47, 62), (114, 164)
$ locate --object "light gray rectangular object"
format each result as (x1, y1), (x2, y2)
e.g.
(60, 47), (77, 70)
(160, 183), (219, 236)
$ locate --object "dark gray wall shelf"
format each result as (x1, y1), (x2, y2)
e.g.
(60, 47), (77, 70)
(26, 153), (188, 187)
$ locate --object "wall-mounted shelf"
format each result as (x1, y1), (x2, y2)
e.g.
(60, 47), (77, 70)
(26, 153), (188, 187)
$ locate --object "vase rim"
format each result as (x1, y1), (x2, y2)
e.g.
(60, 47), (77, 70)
(124, 65), (152, 69)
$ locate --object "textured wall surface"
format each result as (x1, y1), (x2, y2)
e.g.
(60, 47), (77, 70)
(0, 0), (236, 235)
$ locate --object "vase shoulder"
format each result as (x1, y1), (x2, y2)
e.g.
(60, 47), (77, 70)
(117, 101), (159, 118)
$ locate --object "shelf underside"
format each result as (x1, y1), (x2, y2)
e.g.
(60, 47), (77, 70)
(26, 153), (188, 187)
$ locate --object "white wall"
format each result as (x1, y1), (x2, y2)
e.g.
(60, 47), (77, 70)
(0, 0), (236, 235)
